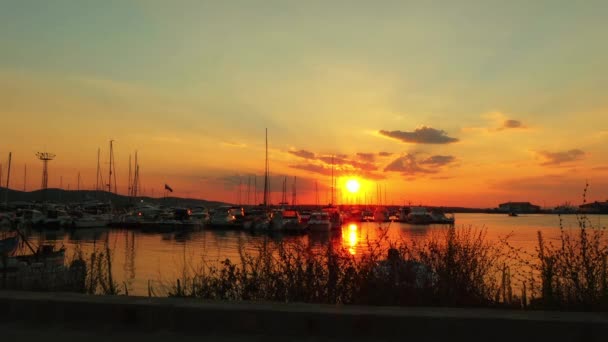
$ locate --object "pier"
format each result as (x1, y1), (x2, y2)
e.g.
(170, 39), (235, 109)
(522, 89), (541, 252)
(1, 291), (608, 341)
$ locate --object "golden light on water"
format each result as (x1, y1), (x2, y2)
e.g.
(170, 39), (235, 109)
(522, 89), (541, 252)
(344, 223), (359, 255)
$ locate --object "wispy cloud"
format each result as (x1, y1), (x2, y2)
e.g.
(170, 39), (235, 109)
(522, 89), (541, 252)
(356, 152), (376, 162)
(379, 127), (459, 144)
(288, 149), (316, 159)
(378, 151), (393, 157)
(221, 141), (247, 148)
(419, 155), (456, 167)
(537, 149), (585, 166)
(384, 154), (437, 175)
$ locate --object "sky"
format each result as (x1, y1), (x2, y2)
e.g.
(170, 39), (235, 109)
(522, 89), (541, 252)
(1, 0), (607, 207)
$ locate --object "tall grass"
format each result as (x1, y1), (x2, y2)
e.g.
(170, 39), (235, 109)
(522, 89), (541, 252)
(167, 226), (510, 307)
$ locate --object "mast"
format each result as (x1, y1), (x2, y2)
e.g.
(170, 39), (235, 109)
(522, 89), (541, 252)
(254, 175), (257, 205)
(5, 152), (11, 204)
(330, 156), (334, 205)
(108, 140), (117, 194)
(23, 164), (27, 192)
(315, 180), (319, 208)
(263, 128), (269, 207)
(96, 148), (101, 192)
(128, 154), (132, 197)
(291, 176), (296, 208)
(280, 176), (287, 207)
(77, 172), (81, 191)
(132, 151), (139, 198)
(247, 176), (251, 206)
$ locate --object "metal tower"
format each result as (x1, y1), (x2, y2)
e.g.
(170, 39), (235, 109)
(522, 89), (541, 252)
(36, 152), (55, 190)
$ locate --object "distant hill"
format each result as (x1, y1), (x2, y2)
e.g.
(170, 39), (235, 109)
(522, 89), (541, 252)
(0, 187), (228, 209)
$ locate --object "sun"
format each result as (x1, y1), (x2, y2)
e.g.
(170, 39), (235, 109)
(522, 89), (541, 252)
(345, 179), (360, 194)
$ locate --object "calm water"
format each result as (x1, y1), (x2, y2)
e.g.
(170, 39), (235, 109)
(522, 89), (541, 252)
(21, 213), (607, 296)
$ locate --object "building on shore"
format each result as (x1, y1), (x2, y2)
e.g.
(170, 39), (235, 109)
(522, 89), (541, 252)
(579, 201), (608, 214)
(497, 202), (541, 214)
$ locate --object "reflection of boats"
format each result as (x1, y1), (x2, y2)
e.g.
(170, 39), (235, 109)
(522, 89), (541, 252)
(307, 211), (332, 232)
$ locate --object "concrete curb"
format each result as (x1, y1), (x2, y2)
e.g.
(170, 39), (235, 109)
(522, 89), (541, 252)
(1, 291), (608, 341)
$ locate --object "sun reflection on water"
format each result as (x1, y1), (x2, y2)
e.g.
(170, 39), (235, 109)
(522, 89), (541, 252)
(343, 223), (359, 255)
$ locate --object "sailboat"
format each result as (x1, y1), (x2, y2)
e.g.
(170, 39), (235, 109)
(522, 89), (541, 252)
(249, 128), (272, 231)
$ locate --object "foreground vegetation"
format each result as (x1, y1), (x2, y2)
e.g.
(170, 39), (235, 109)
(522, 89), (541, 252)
(164, 214), (608, 311)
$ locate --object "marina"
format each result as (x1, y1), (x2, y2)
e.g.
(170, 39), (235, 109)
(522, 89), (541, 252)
(2, 211), (604, 296)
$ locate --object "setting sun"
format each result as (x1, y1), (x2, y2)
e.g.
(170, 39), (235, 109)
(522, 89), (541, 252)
(345, 179), (360, 194)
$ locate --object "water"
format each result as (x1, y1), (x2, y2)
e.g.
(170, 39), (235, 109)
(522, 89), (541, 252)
(19, 213), (607, 296)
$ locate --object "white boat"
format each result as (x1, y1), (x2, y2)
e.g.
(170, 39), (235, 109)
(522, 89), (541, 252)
(307, 211), (332, 232)
(270, 209), (305, 232)
(373, 207), (389, 223)
(406, 206), (433, 224)
(73, 214), (110, 229)
(208, 207), (240, 229)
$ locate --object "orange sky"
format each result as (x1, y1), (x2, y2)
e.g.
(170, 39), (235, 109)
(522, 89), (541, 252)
(1, 1), (607, 207)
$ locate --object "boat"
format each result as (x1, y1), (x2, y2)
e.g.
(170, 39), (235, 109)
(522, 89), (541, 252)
(73, 213), (111, 229)
(307, 211), (332, 232)
(508, 212), (518, 217)
(270, 209), (306, 233)
(208, 206), (242, 229)
(373, 207), (389, 222)
(406, 206), (433, 224)
(429, 209), (455, 224)
(397, 207), (411, 222)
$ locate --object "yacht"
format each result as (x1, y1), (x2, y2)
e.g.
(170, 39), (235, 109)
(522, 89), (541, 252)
(307, 211), (332, 232)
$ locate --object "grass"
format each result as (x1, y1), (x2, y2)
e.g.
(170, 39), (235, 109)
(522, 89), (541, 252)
(166, 226), (512, 308)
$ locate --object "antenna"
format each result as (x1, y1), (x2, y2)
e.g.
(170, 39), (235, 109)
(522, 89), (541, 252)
(36, 151), (56, 190)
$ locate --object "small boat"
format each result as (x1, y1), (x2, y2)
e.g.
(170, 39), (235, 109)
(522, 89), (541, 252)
(508, 212), (519, 217)
(406, 206), (433, 224)
(270, 209), (306, 233)
(307, 211), (332, 232)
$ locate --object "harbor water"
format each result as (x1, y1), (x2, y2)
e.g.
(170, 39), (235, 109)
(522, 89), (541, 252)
(18, 213), (607, 296)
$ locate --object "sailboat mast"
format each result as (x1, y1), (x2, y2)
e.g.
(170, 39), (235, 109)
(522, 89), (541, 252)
(96, 148), (100, 191)
(23, 164), (27, 192)
(263, 128), (269, 207)
(128, 154), (132, 197)
(331, 155), (334, 205)
(5, 152), (12, 204)
(291, 176), (296, 207)
(108, 141), (113, 193)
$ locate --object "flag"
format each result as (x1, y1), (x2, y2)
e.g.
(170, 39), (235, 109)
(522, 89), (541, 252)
(164, 184), (173, 192)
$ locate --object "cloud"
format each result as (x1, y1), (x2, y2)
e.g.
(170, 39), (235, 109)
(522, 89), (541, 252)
(290, 164), (332, 176)
(502, 119), (523, 129)
(221, 141), (247, 148)
(378, 152), (393, 157)
(379, 127), (459, 144)
(537, 149), (585, 166)
(317, 156), (378, 171)
(288, 149), (316, 159)
(419, 155), (456, 167)
(356, 153), (376, 162)
(384, 154), (437, 175)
